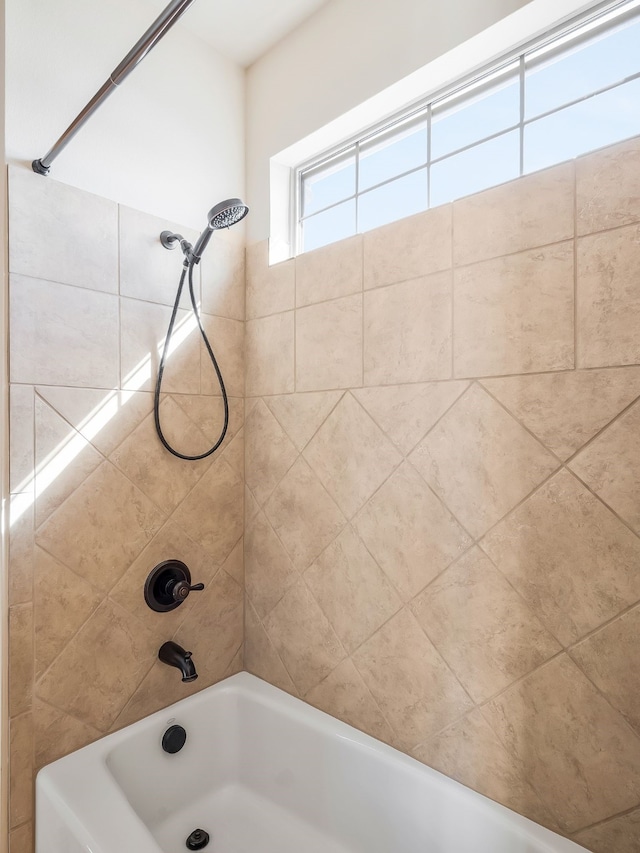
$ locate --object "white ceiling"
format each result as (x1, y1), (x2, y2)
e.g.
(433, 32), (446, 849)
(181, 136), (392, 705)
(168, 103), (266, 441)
(175, 0), (332, 66)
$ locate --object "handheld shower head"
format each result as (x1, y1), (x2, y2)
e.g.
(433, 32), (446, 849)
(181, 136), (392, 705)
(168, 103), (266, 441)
(191, 198), (249, 262)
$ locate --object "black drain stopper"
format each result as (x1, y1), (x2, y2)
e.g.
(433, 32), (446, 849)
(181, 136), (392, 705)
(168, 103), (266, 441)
(186, 828), (210, 850)
(162, 724), (186, 754)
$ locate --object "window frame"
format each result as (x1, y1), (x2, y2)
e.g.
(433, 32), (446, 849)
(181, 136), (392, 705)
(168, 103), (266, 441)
(294, 0), (640, 255)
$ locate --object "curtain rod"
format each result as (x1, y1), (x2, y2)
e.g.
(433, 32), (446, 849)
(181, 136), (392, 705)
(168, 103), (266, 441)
(32, 0), (197, 175)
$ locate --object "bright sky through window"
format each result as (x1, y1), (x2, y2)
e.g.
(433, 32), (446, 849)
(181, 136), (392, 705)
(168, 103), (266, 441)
(297, 0), (640, 254)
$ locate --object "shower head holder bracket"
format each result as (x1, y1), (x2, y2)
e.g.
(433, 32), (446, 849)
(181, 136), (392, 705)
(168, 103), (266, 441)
(144, 560), (204, 612)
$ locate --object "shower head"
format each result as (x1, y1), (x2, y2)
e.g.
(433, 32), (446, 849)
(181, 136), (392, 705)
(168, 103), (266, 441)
(160, 198), (249, 263)
(191, 198), (249, 262)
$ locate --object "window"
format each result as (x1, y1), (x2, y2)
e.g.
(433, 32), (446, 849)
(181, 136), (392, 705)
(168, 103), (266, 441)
(295, 0), (640, 254)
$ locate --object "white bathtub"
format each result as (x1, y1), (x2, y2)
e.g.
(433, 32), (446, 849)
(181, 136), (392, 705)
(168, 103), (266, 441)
(37, 672), (588, 853)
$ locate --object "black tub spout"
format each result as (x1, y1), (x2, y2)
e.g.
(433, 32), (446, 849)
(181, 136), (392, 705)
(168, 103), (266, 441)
(158, 641), (198, 682)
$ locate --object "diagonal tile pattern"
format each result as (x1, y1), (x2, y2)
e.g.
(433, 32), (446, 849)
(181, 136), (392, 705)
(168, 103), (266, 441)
(412, 547), (561, 703)
(410, 384), (559, 538)
(10, 140), (640, 853)
(303, 393), (401, 518)
(569, 398), (640, 534)
(481, 367), (640, 461)
(354, 461), (471, 601)
(483, 469), (640, 645)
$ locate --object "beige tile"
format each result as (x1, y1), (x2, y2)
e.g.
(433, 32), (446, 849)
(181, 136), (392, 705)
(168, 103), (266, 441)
(114, 569), (243, 730)
(109, 520), (219, 640)
(10, 385), (34, 493)
(353, 381), (469, 455)
(245, 511), (297, 619)
(454, 242), (574, 377)
(570, 398), (640, 533)
(413, 710), (557, 830)
(33, 699), (101, 770)
(120, 296), (200, 394)
(10, 821), (33, 853)
(246, 240), (295, 319)
(110, 399), (211, 514)
(9, 605), (33, 717)
(244, 599), (297, 696)
(34, 548), (101, 679)
(245, 400), (298, 506)
(571, 604), (640, 735)
(119, 205), (199, 306)
(263, 579), (345, 696)
(36, 599), (156, 731)
(174, 569), (243, 684)
(200, 227), (245, 321)
(10, 713), (33, 828)
(577, 224), (640, 368)
(10, 275), (119, 388)
(577, 136), (640, 236)
(34, 396), (103, 527)
(9, 501), (34, 607)
(172, 394), (243, 449)
(412, 547), (560, 703)
(483, 469), (640, 646)
(221, 537), (244, 586)
(246, 312), (295, 396)
(224, 645), (244, 679)
(264, 457), (346, 570)
(36, 461), (164, 594)
(364, 273), (452, 385)
(353, 609), (472, 750)
(305, 526), (402, 653)
(411, 384), (558, 538)
(296, 234), (362, 307)
(484, 655), (640, 833)
(296, 295), (363, 391)
(482, 367), (640, 460)
(354, 462), (471, 601)
(304, 393), (401, 518)
(453, 163), (574, 266)
(245, 485), (260, 524)
(222, 427), (244, 478)
(574, 806), (640, 853)
(265, 391), (342, 452)
(9, 166), (117, 292)
(306, 658), (395, 744)
(200, 314), (244, 398)
(171, 457), (243, 563)
(364, 205), (452, 290)
(36, 387), (153, 458)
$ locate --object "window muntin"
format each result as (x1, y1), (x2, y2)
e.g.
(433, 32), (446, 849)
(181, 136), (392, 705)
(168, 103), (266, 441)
(297, 0), (640, 256)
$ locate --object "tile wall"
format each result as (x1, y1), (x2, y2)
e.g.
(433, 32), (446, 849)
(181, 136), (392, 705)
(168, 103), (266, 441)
(244, 135), (640, 853)
(7, 167), (245, 853)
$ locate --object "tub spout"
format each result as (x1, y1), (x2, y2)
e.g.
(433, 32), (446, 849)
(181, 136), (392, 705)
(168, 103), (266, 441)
(158, 641), (198, 682)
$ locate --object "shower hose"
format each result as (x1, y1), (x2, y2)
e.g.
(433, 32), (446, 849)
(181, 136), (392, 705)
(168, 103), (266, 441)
(154, 259), (228, 460)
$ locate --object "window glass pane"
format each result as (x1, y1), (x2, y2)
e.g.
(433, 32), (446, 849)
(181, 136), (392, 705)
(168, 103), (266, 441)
(430, 131), (519, 208)
(359, 120), (427, 191)
(525, 15), (640, 119)
(302, 150), (355, 217)
(358, 169), (428, 232)
(524, 76), (640, 173)
(431, 68), (519, 159)
(302, 199), (356, 252)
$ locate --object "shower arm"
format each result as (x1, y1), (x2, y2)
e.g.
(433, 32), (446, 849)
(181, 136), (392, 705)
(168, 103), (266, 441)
(32, 0), (197, 176)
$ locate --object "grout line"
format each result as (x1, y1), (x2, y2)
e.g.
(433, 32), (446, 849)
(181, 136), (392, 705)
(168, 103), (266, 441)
(570, 801), (640, 837)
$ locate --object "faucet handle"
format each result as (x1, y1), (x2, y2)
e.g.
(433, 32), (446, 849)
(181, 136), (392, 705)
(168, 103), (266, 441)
(172, 580), (204, 603)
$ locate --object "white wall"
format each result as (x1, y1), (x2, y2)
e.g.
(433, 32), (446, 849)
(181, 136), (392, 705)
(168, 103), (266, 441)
(6, 0), (245, 230)
(246, 0), (534, 240)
